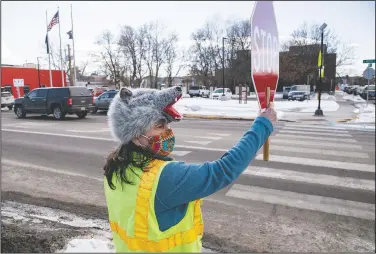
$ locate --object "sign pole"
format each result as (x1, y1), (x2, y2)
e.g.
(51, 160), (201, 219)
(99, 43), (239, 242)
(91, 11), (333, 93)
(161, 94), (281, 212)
(263, 86), (270, 161)
(366, 66), (370, 107)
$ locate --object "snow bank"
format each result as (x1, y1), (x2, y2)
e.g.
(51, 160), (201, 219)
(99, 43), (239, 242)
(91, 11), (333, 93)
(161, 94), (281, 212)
(350, 104), (375, 123)
(175, 97), (339, 118)
(343, 94), (366, 103)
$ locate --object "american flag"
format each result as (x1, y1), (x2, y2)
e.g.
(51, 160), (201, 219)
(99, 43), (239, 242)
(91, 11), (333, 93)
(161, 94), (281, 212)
(47, 11), (59, 32)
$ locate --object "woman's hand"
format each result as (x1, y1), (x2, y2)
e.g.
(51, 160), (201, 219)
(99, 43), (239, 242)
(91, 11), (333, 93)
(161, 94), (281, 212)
(259, 102), (277, 124)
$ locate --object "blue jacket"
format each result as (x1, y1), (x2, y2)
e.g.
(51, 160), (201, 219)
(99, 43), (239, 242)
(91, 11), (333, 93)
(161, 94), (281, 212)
(154, 116), (274, 231)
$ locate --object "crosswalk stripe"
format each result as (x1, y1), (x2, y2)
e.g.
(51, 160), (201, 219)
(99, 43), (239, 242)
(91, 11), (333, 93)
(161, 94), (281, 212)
(274, 134), (357, 143)
(270, 139), (362, 150)
(226, 184), (375, 220)
(284, 124), (349, 130)
(255, 154), (375, 172)
(269, 145), (369, 158)
(279, 130), (352, 137)
(282, 126), (349, 134)
(243, 167), (375, 191)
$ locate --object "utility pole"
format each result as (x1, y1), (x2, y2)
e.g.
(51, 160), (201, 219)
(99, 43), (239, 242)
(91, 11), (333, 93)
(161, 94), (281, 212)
(68, 44), (73, 86)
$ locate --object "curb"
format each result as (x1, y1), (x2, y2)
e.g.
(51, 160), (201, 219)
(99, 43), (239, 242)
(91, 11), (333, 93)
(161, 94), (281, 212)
(182, 114), (295, 122)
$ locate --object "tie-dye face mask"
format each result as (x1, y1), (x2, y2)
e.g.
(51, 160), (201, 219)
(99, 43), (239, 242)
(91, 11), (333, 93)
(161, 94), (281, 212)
(141, 128), (175, 157)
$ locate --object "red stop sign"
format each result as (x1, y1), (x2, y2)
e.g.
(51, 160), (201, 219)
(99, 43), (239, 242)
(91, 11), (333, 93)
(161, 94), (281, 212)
(251, 1), (279, 109)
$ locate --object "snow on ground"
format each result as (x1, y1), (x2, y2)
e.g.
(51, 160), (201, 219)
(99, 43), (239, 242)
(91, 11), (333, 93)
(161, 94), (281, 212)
(350, 104), (375, 124)
(63, 238), (214, 253)
(2, 201), (215, 253)
(340, 92), (375, 124)
(175, 96), (339, 119)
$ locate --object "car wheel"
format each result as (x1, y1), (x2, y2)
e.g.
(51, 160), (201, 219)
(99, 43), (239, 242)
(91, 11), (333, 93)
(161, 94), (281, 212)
(15, 106), (26, 118)
(8, 105), (13, 110)
(53, 106), (65, 120)
(77, 112), (87, 119)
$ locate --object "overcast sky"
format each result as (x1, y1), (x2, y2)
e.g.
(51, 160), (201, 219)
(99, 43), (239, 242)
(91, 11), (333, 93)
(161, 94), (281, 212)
(1, 1), (375, 77)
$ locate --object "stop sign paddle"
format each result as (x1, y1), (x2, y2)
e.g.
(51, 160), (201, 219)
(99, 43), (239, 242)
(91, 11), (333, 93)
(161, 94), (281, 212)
(251, 1), (279, 161)
(251, 1), (279, 110)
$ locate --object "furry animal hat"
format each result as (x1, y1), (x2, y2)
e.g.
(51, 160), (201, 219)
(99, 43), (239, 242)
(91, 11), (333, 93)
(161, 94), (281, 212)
(108, 86), (183, 144)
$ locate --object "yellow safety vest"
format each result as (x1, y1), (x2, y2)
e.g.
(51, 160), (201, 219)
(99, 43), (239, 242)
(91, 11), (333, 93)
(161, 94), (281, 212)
(104, 159), (204, 252)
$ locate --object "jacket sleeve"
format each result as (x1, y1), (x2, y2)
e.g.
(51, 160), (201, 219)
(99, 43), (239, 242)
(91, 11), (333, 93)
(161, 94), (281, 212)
(154, 116), (274, 212)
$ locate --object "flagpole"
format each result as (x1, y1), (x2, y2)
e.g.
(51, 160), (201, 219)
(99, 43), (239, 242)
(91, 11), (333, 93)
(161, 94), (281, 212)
(45, 11), (53, 87)
(71, 4), (77, 86)
(57, 7), (65, 87)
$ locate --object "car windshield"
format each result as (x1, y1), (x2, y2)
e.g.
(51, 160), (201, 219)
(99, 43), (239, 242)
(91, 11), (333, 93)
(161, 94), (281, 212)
(190, 86), (199, 90)
(1, 92), (12, 97)
(214, 89), (223, 93)
(367, 85), (375, 91)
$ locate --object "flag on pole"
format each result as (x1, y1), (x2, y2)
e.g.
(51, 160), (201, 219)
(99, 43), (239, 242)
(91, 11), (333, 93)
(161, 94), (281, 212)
(67, 30), (73, 39)
(317, 50), (325, 78)
(45, 34), (50, 54)
(47, 11), (59, 31)
(317, 50), (322, 67)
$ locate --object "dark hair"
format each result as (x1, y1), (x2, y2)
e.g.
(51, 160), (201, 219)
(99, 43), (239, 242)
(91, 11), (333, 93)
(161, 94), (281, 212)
(103, 142), (153, 190)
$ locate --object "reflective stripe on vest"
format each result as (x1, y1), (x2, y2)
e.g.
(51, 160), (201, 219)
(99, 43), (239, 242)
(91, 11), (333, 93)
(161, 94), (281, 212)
(109, 159), (204, 252)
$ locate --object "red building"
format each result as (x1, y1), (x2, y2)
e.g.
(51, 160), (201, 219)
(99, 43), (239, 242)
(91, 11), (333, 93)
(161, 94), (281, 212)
(1, 65), (67, 98)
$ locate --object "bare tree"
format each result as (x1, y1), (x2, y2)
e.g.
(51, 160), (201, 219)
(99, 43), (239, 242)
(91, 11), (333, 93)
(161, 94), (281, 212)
(141, 21), (178, 89)
(226, 19), (252, 90)
(281, 21), (355, 82)
(95, 30), (125, 89)
(164, 35), (186, 87)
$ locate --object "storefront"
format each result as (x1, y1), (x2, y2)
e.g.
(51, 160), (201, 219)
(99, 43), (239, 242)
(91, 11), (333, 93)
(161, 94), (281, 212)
(1, 65), (66, 98)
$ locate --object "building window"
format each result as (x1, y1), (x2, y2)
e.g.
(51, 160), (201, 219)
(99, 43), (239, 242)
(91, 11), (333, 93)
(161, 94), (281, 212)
(23, 85), (30, 95)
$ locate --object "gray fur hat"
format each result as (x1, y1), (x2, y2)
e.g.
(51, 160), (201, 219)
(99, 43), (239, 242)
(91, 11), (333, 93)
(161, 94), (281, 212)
(107, 86), (183, 144)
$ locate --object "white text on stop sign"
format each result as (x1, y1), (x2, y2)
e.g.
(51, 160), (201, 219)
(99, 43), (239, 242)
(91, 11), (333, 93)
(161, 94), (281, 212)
(253, 25), (279, 74)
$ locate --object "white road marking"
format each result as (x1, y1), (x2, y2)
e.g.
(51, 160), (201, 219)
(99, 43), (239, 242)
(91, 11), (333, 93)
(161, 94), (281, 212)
(255, 154), (375, 172)
(282, 126), (349, 133)
(226, 184), (375, 220)
(274, 134), (357, 143)
(244, 167), (375, 191)
(270, 138), (363, 150)
(269, 145), (369, 158)
(2, 159), (103, 182)
(171, 151), (192, 156)
(210, 132), (232, 137)
(68, 129), (109, 133)
(184, 140), (212, 145)
(195, 136), (222, 140)
(279, 130), (352, 137)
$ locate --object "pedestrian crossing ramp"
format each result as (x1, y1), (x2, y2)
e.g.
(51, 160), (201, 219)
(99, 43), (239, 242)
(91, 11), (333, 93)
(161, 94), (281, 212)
(225, 123), (375, 220)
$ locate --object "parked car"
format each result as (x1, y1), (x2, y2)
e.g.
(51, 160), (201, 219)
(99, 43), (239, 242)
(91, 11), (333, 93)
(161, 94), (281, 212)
(344, 86), (353, 94)
(211, 88), (232, 99)
(13, 87), (94, 120)
(288, 85), (310, 101)
(283, 86), (291, 99)
(188, 86), (210, 97)
(1, 91), (15, 110)
(93, 90), (118, 113)
(360, 85), (376, 100)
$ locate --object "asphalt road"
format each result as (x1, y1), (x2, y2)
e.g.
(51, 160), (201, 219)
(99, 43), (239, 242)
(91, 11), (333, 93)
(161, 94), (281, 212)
(1, 111), (375, 252)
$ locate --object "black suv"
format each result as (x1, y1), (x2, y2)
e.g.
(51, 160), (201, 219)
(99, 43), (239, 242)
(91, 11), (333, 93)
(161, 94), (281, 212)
(14, 87), (94, 120)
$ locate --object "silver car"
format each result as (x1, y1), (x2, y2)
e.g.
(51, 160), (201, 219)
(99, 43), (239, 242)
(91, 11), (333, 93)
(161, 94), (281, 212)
(93, 90), (118, 113)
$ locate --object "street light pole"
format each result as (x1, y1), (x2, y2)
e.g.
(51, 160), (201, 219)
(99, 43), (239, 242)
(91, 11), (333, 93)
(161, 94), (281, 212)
(37, 57), (41, 88)
(314, 23), (327, 116)
(222, 37), (226, 96)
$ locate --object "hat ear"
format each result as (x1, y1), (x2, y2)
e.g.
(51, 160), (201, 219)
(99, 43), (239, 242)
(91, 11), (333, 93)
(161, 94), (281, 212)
(120, 87), (132, 103)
